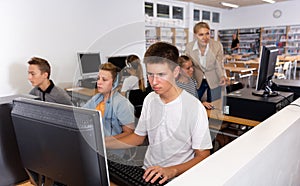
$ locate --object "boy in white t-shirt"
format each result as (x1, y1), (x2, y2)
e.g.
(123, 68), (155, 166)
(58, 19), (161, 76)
(106, 42), (212, 184)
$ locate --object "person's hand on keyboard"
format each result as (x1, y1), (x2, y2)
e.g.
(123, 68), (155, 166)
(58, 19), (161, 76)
(143, 165), (176, 184)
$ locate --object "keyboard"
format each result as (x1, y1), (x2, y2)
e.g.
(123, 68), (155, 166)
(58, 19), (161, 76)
(108, 159), (168, 186)
(106, 152), (168, 186)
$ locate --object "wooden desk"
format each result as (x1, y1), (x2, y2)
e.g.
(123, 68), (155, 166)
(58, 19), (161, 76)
(207, 99), (260, 127)
(65, 87), (97, 106)
(224, 66), (256, 73)
(232, 60), (259, 66)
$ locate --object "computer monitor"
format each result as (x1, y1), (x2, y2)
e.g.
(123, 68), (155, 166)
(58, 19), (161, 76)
(11, 98), (110, 186)
(78, 52), (101, 78)
(107, 56), (127, 70)
(252, 45), (279, 97)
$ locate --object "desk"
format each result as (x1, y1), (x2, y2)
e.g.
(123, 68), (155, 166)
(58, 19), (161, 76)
(207, 99), (260, 127)
(230, 60), (259, 67)
(224, 66), (256, 74)
(66, 87), (97, 106)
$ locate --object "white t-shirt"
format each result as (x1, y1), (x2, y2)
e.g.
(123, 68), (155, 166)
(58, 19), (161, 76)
(135, 90), (212, 168)
(121, 76), (139, 93)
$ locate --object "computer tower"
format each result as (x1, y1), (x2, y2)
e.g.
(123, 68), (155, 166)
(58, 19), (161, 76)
(0, 94), (38, 186)
(224, 88), (294, 121)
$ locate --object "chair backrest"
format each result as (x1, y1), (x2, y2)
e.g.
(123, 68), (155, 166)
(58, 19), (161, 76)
(225, 63), (236, 67)
(128, 85), (152, 118)
(248, 63), (259, 76)
(235, 63), (246, 68)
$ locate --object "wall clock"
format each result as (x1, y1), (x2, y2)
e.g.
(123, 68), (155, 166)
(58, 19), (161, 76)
(273, 9), (282, 18)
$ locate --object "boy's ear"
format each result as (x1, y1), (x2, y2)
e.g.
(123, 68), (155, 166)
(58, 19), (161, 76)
(173, 66), (180, 78)
(42, 72), (49, 79)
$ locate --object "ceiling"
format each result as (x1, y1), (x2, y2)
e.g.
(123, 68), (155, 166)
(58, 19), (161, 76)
(178, 0), (290, 9)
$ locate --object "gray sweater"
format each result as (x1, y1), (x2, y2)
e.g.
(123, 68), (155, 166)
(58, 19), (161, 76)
(29, 80), (73, 106)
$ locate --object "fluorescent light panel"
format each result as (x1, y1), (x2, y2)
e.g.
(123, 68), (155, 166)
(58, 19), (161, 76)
(220, 2), (239, 8)
(262, 0), (276, 3)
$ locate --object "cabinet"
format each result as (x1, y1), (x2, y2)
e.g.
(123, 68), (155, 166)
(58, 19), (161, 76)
(173, 28), (188, 54)
(145, 27), (158, 49)
(286, 25), (300, 55)
(218, 29), (236, 54)
(145, 26), (188, 54)
(218, 28), (260, 56)
(261, 26), (286, 55)
(238, 28), (260, 56)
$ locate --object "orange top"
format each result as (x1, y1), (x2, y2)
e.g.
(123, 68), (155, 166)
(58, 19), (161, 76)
(96, 101), (105, 117)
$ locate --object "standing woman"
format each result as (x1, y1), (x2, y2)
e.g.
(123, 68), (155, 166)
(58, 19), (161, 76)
(185, 22), (227, 109)
(83, 62), (135, 154)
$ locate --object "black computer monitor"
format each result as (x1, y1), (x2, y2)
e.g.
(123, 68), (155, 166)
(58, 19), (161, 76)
(11, 98), (109, 186)
(107, 56), (127, 70)
(77, 52), (101, 78)
(252, 45), (279, 97)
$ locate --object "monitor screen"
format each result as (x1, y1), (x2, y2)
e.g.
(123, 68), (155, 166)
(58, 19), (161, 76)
(107, 56), (127, 70)
(78, 52), (101, 78)
(11, 98), (109, 186)
(253, 45), (279, 97)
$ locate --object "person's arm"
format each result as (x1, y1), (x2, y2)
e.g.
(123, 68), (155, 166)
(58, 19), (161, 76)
(143, 149), (210, 184)
(215, 41), (227, 85)
(105, 123), (135, 142)
(105, 132), (146, 149)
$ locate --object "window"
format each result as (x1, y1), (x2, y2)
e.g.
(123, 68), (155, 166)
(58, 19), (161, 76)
(157, 4), (169, 18)
(145, 2), (154, 17)
(193, 9), (200, 21)
(202, 10), (210, 21)
(212, 12), (220, 23)
(173, 6), (183, 20)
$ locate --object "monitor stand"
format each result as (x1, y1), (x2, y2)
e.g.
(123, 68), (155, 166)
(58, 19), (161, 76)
(252, 85), (278, 97)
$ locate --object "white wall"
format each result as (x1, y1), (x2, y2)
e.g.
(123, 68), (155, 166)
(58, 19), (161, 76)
(0, 0), (145, 97)
(168, 98), (300, 186)
(220, 1), (300, 29)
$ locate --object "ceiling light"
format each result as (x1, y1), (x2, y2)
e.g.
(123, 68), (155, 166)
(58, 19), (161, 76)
(262, 0), (276, 3)
(220, 2), (239, 8)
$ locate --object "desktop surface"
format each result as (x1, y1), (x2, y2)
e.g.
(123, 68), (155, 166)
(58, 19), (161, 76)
(225, 88), (294, 121)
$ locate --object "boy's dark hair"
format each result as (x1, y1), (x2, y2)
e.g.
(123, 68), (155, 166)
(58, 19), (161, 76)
(144, 42), (179, 70)
(28, 57), (51, 79)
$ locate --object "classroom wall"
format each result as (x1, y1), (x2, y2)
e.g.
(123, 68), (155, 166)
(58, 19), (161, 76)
(0, 0), (145, 97)
(220, 0), (300, 29)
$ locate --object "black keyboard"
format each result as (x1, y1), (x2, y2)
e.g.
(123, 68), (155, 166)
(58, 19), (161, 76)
(108, 160), (168, 186)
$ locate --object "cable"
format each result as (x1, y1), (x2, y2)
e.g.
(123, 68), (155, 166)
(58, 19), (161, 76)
(288, 103), (300, 108)
(276, 93), (292, 104)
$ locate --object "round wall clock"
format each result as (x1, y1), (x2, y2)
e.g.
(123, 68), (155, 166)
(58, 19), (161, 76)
(273, 9), (282, 18)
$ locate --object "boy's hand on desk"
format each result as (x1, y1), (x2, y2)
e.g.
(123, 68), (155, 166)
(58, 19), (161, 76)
(143, 166), (176, 184)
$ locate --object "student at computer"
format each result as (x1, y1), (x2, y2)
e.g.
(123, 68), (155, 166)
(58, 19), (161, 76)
(120, 54), (151, 118)
(83, 62), (135, 148)
(120, 54), (146, 96)
(106, 42), (212, 184)
(27, 57), (73, 105)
